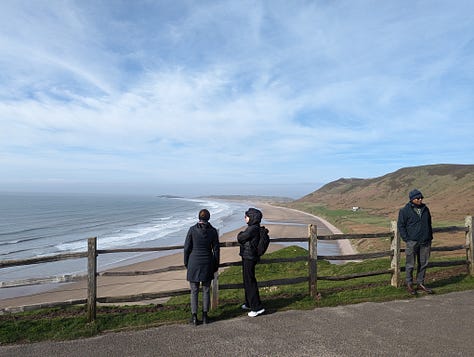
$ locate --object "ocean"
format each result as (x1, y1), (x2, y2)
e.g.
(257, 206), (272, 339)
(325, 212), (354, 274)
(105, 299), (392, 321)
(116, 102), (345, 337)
(0, 192), (340, 299)
(0, 193), (254, 296)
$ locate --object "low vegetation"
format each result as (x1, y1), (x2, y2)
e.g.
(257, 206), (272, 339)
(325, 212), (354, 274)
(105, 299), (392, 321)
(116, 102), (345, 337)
(2, 243), (473, 345)
(288, 202), (392, 233)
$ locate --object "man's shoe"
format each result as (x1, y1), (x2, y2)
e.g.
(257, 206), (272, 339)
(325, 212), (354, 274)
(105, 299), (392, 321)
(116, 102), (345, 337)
(418, 284), (434, 294)
(407, 284), (417, 295)
(248, 308), (265, 317)
(241, 304), (250, 310)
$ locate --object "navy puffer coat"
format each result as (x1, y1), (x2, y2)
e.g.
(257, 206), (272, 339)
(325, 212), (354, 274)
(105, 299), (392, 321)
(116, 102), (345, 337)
(184, 222), (220, 282)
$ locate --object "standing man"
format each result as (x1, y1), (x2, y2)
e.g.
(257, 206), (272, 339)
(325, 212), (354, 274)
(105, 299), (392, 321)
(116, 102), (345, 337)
(397, 189), (434, 295)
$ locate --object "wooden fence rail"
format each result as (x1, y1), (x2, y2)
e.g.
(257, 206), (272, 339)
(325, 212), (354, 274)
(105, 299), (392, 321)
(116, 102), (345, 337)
(0, 252), (88, 269)
(1, 216), (472, 322)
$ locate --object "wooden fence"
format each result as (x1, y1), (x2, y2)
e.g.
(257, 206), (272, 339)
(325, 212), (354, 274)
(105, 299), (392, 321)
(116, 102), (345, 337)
(1, 216), (472, 322)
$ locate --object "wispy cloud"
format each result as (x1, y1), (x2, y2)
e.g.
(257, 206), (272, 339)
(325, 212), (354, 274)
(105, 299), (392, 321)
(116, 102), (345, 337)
(1, 0), (473, 196)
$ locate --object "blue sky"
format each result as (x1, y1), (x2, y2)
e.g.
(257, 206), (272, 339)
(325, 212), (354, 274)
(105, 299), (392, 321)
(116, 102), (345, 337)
(1, 1), (473, 198)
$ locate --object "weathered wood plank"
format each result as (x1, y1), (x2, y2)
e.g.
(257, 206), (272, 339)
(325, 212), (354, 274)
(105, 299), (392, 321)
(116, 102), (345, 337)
(433, 226), (468, 233)
(100, 265), (186, 276)
(97, 288), (190, 303)
(0, 274), (85, 288)
(318, 232), (394, 240)
(319, 251), (392, 260)
(0, 299), (87, 314)
(390, 220), (401, 287)
(431, 245), (465, 252)
(98, 245), (184, 254)
(309, 224), (317, 298)
(100, 257), (309, 277)
(268, 237), (308, 243)
(466, 216), (474, 276)
(400, 245), (466, 253)
(318, 269), (393, 281)
(0, 252), (88, 268)
(220, 276), (308, 290)
(427, 260), (467, 267)
(87, 237), (97, 322)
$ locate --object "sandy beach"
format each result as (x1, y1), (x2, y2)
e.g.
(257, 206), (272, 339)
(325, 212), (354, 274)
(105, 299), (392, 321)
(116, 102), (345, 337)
(0, 203), (355, 311)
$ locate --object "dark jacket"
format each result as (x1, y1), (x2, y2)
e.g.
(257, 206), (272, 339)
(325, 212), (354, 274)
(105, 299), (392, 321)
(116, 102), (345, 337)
(238, 208), (262, 261)
(397, 202), (433, 244)
(184, 222), (220, 282)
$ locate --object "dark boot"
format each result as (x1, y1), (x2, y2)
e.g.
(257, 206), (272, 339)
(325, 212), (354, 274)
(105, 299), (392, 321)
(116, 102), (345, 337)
(202, 311), (210, 324)
(190, 313), (199, 326)
(418, 284), (434, 294)
(407, 283), (417, 295)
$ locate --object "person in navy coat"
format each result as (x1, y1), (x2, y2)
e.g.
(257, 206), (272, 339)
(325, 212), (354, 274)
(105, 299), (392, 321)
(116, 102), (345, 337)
(398, 189), (434, 295)
(184, 209), (220, 325)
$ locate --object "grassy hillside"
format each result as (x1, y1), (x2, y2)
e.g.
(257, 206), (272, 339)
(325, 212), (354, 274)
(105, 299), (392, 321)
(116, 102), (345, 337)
(293, 164), (474, 224)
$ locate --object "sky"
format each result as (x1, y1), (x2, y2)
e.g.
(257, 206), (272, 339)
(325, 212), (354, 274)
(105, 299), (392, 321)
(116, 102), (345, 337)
(0, 1), (473, 198)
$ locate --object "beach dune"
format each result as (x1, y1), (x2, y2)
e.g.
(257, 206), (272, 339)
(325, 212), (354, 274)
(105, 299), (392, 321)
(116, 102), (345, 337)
(0, 203), (354, 310)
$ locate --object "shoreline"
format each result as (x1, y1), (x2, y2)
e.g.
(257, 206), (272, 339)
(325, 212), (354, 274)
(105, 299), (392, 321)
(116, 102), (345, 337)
(280, 205), (353, 255)
(0, 203), (356, 310)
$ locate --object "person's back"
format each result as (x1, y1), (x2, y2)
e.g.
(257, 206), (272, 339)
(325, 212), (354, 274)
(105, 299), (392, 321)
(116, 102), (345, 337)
(184, 209), (220, 325)
(186, 222), (218, 280)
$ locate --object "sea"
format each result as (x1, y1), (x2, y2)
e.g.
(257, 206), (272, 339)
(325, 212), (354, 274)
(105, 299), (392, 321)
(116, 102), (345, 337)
(0, 192), (339, 299)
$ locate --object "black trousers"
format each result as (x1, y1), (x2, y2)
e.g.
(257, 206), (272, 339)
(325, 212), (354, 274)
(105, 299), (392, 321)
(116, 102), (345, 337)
(242, 258), (262, 311)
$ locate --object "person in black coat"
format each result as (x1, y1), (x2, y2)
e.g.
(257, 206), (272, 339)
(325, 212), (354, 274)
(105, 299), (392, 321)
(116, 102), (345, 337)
(237, 207), (265, 317)
(184, 209), (220, 325)
(397, 189), (434, 295)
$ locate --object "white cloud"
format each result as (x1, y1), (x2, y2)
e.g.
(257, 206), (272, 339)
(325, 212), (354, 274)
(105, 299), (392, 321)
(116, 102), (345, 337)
(0, 0), (473, 195)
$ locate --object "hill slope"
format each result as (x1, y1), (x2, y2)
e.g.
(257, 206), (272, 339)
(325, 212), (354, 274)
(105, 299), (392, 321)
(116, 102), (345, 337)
(296, 164), (474, 222)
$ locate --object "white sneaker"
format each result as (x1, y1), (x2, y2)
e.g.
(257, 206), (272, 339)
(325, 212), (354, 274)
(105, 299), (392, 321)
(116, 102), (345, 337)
(248, 308), (265, 317)
(241, 304), (250, 310)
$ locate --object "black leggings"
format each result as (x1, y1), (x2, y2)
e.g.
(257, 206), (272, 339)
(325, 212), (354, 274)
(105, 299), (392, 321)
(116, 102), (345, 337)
(242, 258), (262, 311)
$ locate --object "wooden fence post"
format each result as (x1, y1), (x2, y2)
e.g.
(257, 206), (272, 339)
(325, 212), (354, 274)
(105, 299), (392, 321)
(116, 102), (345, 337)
(308, 224), (318, 298)
(466, 216), (473, 276)
(87, 237), (97, 323)
(390, 220), (401, 287)
(211, 271), (219, 309)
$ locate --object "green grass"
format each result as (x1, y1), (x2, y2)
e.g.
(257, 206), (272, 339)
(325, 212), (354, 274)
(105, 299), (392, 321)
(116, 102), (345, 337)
(288, 202), (392, 232)
(288, 202), (466, 232)
(2, 246), (474, 345)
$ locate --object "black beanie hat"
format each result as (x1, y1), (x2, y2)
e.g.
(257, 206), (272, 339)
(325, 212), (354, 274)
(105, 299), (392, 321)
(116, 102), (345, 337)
(409, 189), (423, 201)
